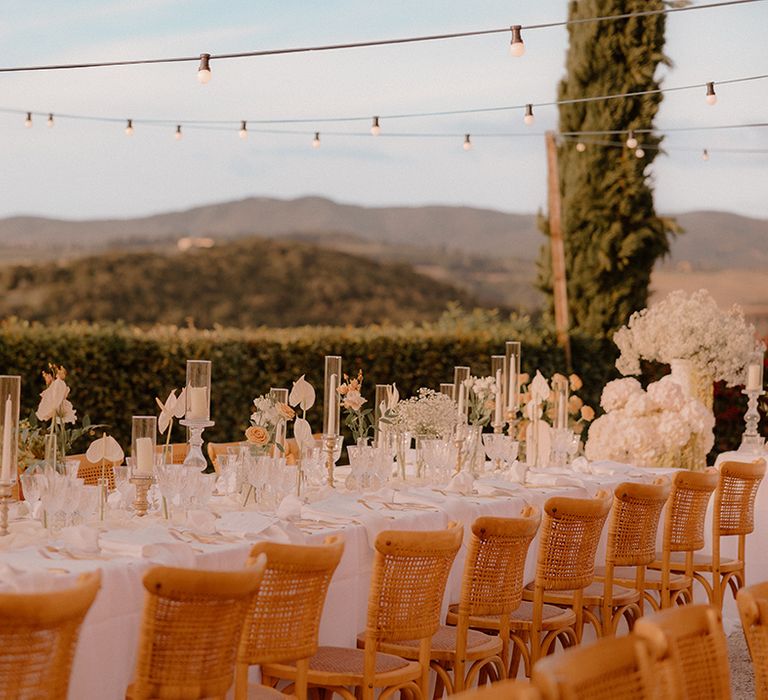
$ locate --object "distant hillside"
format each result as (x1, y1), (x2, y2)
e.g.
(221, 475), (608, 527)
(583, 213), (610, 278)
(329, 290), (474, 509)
(0, 237), (478, 327)
(1, 196), (765, 270)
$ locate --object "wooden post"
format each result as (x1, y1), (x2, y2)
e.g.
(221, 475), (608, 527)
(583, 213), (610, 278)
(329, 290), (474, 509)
(545, 130), (572, 370)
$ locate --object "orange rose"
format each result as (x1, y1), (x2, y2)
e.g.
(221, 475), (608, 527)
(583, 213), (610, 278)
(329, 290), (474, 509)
(276, 403), (295, 420)
(245, 425), (269, 445)
(580, 406), (595, 422)
(568, 395), (584, 414)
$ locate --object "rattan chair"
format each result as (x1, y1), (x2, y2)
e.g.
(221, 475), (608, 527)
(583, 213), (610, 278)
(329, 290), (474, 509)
(265, 522), (463, 700)
(634, 604), (731, 700)
(0, 571), (101, 699)
(618, 469), (718, 610)
(127, 561), (266, 700)
(380, 509), (541, 695)
(451, 678), (541, 699)
(238, 536), (345, 700)
(531, 630), (661, 699)
(664, 459), (765, 610)
(68, 452), (118, 489)
(509, 493), (612, 676)
(737, 581), (768, 700)
(573, 478), (672, 635)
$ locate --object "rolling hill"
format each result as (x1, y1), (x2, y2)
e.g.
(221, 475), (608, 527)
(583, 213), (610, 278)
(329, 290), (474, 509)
(0, 236), (478, 327)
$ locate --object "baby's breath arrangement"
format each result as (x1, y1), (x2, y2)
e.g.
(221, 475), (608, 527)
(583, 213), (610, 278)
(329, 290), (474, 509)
(387, 388), (457, 438)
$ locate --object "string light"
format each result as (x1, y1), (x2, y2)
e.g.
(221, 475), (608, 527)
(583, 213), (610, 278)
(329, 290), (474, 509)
(125, 119), (134, 136)
(626, 130), (638, 148)
(634, 147), (645, 158)
(576, 142), (586, 152)
(463, 133), (472, 150)
(371, 116), (381, 136)
(174, 124), (182, 140)
(197, 53), (211, 84)
(24, 112), (32, 128)
(46, 113), (54, 128)
(509, 25), (525, 56)
(702, 148), (710, 160)
(239, 120), (248, 139)
(706, 82), (718, 105)
(1, 1), (761, 76)
(312, 131), (321, 148)
(523, 104), (534, 126)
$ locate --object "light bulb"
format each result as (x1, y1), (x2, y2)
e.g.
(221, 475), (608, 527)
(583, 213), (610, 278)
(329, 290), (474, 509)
(635, 148), (645, 158)
(312, 132), (321, 149)
(125, 119), (134, 136)
(523, 104), (534, 126)
(509, 25), (525, 57)
(197, 53), (212, 84)
(463, 134), (472, 151)
(239, 121), (248, 140)
(626, 130), (638, 149)
(371, 116), (381, 136)
(174, 125), (182, 141)
(24, 112), (32, 128)
(706, 82), (717, 105)
(702, 149), (710, 161)
(576, 142), (586, 152)
(46, 113), (54, 128)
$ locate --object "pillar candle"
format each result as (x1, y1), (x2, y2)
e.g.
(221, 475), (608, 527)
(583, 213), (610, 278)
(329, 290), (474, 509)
(747, 364), (762, 391)
(1, 395), (12, 483)
(187, 387), (208, 419)
(507, 355), (517, 410)
(457, 383), (466, 421)
(135, 437), (154, 475)
(328, 373), (338, 435)
(494, 370), (503, 425)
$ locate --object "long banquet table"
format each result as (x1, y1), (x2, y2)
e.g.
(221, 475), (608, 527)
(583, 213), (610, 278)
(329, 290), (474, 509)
(0, 457), (765, 699)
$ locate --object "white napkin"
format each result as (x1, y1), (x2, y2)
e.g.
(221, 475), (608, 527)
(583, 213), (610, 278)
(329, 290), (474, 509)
(446, 470), (474, 496)
(99, 526), (196, 566)
(61, 525), (100, 553)
(0, 520), (46, 552)
(215, 511), (277, 539)
(276, 495), (303, 521)
(570, 457), (591, 474)
(506, 460), (529, 484)
(185, 510), (217, 534)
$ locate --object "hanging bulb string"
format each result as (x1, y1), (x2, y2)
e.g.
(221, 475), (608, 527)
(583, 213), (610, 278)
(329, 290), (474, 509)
(5, 72), (767, 129)
(0, 0), (763, 74)
(561, 135), (768, 154)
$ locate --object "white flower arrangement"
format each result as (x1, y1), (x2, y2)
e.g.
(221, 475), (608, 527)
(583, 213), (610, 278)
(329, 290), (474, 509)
(613, 289), (760, 386)
(388, 388), (457, 438)
(585, 375), (715, 466)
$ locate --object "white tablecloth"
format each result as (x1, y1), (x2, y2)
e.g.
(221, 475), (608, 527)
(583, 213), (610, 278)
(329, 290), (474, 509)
(0, 459), (763, 699)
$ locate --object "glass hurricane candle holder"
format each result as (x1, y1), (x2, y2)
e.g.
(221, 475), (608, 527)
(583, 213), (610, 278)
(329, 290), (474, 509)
(131, 416), (157, 477)
(0, 376), (20, 537)
(269, 387), (289, 454)
(185, 360), (212, 421)
(453, 366), (470, 425)
(745, 349), (765, 392)
(439, 383), (455, 399)
(552, 375), (570, 430)
(491, 355), (506, 432)
(504, 341), (522, 413)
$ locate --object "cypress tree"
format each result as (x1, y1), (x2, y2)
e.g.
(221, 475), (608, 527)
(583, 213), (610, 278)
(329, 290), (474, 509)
(538, 0), (678, 337)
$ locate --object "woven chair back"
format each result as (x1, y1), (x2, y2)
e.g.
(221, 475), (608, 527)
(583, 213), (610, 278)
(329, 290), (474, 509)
(367, 522), (463, 643)
(155, 443), (188, 464)
(0, 571), (101, 699)
(664, 469), (718, 553)
(535, 494), (612, 591)
(608, 479), (670, 567)
(716, 460), (765, 535)
(239, 536), (344, 665)
(532, 632), (658, 699)
(207, 441), (247, 470)
(69, 453), (117, 489)
(131, 561), (265, 699)
(460, 509), (540, 618)
(451, 678), (541, 699)
(634, 604), (731, 700)
(737, 581), (768, 700)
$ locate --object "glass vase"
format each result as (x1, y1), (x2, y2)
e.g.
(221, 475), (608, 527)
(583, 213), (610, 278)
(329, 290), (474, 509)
(465, 424), (486, 477)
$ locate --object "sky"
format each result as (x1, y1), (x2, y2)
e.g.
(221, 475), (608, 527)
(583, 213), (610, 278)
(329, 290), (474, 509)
(0, 0), (766, 221)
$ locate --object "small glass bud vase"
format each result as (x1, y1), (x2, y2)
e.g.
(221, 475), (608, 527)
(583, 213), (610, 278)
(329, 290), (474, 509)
(0, 376), (21, 536)
(185, 360), (212, 421)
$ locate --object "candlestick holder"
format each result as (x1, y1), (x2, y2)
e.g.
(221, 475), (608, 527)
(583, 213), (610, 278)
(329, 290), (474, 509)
(740, 389), (766, 453)
(130, 474), (153, 517)
(323, 434), (339, 488)
(180, 419), (215, 471)
(0, 481), (14, 536)
(492, 421), (505, 435)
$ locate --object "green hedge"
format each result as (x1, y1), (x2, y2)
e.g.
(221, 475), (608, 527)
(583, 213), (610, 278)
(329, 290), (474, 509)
(0, 317), (618, 452)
